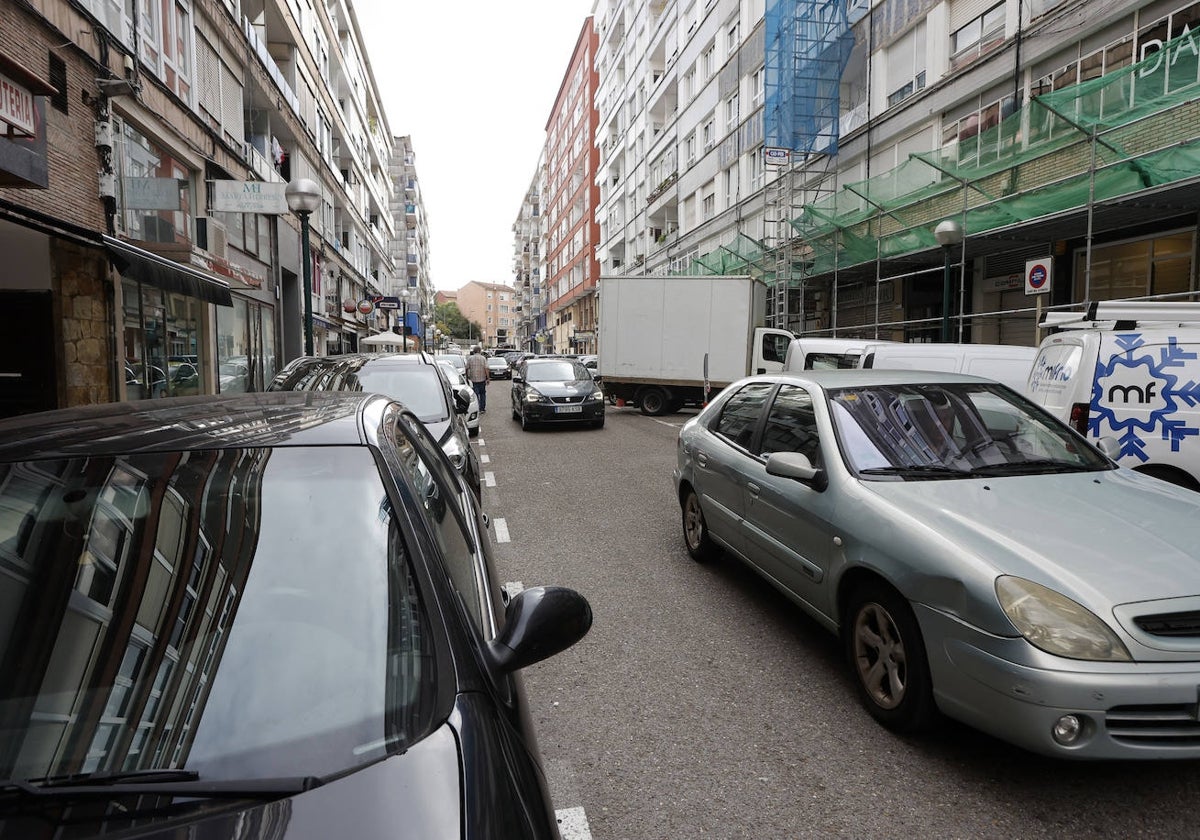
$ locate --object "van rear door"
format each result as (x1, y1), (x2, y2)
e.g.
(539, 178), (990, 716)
(1026, 337), (1088, 422)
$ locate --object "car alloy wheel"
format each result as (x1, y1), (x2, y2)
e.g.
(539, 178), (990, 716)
(681, 488), (718, 562)
(521, 409), (533, 431)
(845, 582), (935, 732)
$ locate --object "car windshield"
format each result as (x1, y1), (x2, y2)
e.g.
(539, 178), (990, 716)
(827, 382), (1112, 479)
(524, 362), (588, 382)
(0, 445), (439, 784)
(354, 368), (450, 421)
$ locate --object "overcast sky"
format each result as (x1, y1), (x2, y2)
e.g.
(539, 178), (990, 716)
(355, 1), (596, 292)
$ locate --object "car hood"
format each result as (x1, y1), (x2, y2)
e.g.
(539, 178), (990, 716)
(526, 378), (594, 396)
(864, 468), (1200, 606)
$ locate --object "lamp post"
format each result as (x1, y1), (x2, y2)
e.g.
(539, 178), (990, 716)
(285, 178), (322, 356)
(934, 219), (964, 343)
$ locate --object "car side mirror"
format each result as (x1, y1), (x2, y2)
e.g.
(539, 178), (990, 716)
(1095, 436), (1122, 461)
(453, 388), (471, 413)
(765, 451), (828, 492)
(486, 586), (592, 673)
(512, 373), (524, 383)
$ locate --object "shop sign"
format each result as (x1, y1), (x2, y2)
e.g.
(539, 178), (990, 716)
(0, 71), (35, 136)
(357, 299), (375, 315)
(210, 180), (288, 213)
(123, 177), (182, 210)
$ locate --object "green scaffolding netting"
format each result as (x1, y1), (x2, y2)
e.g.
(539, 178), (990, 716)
(677, 30), (1200, 280)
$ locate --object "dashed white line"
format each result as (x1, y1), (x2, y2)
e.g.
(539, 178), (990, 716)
(480, 453), (491, 463)
(493, 517), (510, 543)
(484, 471), (496, 487)
(555, 807), (592, 840)
(653, 418), (682, 428)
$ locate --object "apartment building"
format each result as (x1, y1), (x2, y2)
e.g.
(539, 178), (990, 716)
(389, 135), (434, 345)
(589, 0), (1200, 344)
(542, 18), (602, 355)
(512, 151), (549, 351)
(455, 281), (518, 348)
(0, 0), (399, 416)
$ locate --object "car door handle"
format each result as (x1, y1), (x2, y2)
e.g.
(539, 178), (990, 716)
(696, 451), (708, 467)
(747, 481), (760, 497)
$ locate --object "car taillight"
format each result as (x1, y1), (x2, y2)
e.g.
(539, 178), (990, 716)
(1069, 402), (1089, 434)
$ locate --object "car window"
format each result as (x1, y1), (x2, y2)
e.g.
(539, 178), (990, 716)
(714, 382), (774, 449)
(761, 333), (790, 364)
(525, 361), (587, 381)
(355, 368), (450, 422)
(806, 352), (860, 370)
(391, 414), (490, 636)
(0, 446), (440, 783)
(759, 385), (821, 466)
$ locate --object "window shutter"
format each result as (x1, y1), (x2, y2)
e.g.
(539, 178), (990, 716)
(196, 35), (220, 120)
(951, 0), (998, 33)
(219, 60), (243, 141)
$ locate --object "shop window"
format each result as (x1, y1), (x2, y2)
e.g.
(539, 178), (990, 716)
(116, 119), (192, 245)
(1074, 231), (1196, 301)
(122, 281), (205, 400)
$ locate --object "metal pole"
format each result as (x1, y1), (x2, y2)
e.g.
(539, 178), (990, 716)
(941, 245), (952, 342)
(300, 211), (314, 356)
(402, 298), (408, 353)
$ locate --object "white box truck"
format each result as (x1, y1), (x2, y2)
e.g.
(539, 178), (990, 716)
(598, 275), (793, 415)
(1025, 301), (1200, 490)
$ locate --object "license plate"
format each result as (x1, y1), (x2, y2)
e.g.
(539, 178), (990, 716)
(556, 405), (583, 413)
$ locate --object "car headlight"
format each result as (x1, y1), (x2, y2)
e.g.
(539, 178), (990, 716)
(441, 434), (467, 471)
(590, 390), (604, 401)
(525, 390), (545, 403)
(995, 575), (1131, 662)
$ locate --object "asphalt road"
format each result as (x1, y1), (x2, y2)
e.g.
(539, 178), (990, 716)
(477, 382), (1200, 840)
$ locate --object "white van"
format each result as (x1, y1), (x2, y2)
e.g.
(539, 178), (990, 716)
(858, 342), (1038, 393)
(1025, 301), (1200, 490)
(783, 337), (904, 371)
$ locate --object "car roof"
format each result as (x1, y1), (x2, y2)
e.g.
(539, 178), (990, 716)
(756, 369), (999, 388)
(0, 391), (396, 460)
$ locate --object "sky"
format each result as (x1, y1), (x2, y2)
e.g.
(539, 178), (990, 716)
(355, 1), (597, 292)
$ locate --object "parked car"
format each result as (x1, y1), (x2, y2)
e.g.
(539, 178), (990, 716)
(437, 359), (481, 437)
(435, 353), (468, 377)
(0, 392), (592, 838)
(269, 353), (481, 496)
(853, 342), (1038, 393)
(511, 357), (605, 430)
(486, 355), (511, 380)
(675, 368), (1200, 759)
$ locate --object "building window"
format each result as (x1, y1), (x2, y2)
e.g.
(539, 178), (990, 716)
(725, 93), (739, 131)
(727, 21), (740, 55)
(702, 116), (715, 150)
(685, 132), (696, 166)
(951, 3), (1005, 69)
(702, 43), (715, 78)
(886, 22), (927, 108)
(115, 119), (192, 244)
(751, 66), (764, 107)
(702, 185), (715, 219)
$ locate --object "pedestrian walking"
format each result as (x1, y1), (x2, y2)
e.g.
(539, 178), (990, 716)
(465, 346), (489, 412)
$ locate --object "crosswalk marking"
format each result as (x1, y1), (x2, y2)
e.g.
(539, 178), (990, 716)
(493, 517), (510, 543)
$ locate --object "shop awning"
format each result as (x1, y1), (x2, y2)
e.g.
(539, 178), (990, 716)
(104, 235), (233, 306)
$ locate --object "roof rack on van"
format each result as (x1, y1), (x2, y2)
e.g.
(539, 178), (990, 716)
(1040, 300), (1200, 330)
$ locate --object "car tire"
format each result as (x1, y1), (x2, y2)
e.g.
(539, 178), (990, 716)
(520, 410), (533, 431)
(844, 582), (936, 733)
(594, 416), (605, 429)
(469, 426), (479, 438)
(681, 488), (718, 562)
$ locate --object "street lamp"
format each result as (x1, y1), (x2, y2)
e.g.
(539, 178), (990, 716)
(399, 287), (412, 353)
(934, 219), (964, 343)
(285, 178), (322, 356)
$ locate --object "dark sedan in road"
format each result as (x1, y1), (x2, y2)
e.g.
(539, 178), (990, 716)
(0, 392), (592, 837)
(512, 358), (605, 430)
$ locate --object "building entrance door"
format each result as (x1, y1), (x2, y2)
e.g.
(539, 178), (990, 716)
(0, 291), (57, 417)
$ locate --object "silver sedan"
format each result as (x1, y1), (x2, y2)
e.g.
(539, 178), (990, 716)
(673, 369), (1200, 759)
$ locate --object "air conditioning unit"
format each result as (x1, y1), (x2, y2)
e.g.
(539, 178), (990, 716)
(196, 217), (227, 259)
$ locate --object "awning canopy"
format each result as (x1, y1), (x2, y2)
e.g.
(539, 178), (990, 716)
(104, 235), (233, 306)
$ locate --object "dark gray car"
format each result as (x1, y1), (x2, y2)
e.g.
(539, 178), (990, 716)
(270, 352), (481, 496)
(511, 358), (605, 430)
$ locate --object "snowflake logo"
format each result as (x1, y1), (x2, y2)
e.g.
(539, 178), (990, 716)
(1090, 333), (1200, 461)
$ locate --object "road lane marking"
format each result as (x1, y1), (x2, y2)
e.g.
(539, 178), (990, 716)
(480, 453), (491, 463)
(653, 418), (683, 428)
(555, 807), (592, 840)
(484, 471), (496, 487)
(493, 517), (510, 542)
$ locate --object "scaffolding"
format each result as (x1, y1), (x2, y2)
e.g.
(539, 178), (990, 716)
(684, 29), (1200, 339)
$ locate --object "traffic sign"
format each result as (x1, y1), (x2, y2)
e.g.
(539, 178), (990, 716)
(1025, 259), (1052, 295)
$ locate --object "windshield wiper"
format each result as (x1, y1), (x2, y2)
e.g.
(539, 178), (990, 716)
(0, 773), (323, 800)
(968, 459), (1088, 475)
(858, 464), (971, 478)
